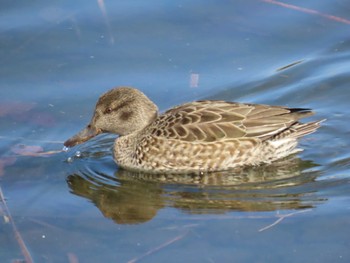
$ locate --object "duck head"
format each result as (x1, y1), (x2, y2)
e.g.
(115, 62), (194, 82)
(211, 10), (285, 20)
(64, 87), (158, 147)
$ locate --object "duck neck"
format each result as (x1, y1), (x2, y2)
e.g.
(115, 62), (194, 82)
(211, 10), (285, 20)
(113, 132), (140, 169)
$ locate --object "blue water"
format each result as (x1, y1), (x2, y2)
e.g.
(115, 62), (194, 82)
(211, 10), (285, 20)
(1, 0), (350, 262)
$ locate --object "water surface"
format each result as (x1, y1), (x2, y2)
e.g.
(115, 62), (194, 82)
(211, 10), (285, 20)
(1, 0), (350, 262)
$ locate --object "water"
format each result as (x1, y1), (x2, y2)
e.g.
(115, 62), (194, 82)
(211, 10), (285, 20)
(1, 0), (350, 262)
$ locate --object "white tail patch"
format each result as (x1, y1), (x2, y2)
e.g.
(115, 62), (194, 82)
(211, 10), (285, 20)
(270, 138), (299, 158)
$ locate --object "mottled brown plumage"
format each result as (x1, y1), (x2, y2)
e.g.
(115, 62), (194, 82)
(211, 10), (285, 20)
(64, 87), (323, 173)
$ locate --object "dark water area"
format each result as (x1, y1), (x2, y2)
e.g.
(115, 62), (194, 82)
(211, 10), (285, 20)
(1, 0), (350, 262)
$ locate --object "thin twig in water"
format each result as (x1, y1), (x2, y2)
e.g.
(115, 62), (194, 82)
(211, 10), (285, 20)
(261, 0), (350, 25)
(97, 0), (115, 44)
(258, 209), (312, 232)
(0, 135), (63, 144)
(0, 185), (34, 263)
(127, 231), (189, 263)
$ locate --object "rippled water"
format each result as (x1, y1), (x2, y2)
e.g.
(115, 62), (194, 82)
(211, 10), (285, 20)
(1, 0), (350, 262)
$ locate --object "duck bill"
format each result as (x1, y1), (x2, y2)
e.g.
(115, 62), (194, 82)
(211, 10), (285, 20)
(64, 125), (102, 147)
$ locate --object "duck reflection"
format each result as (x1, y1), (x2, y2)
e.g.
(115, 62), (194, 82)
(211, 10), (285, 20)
(67, 173), (163, 224)
(66, 156), (325, 224)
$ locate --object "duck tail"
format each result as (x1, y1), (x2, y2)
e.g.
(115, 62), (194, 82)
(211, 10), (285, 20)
(289, 119), (325, 139)
(269, 119), (325, 141)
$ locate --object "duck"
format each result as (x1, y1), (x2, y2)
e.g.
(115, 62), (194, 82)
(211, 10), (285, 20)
(64, 87), (323, 174)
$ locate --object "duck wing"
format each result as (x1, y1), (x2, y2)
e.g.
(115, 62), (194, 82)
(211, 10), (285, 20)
(150, 100), (314, 142)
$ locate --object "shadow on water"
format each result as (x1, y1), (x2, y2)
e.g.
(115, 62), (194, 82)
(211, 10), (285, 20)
(65, 135), (326, 225)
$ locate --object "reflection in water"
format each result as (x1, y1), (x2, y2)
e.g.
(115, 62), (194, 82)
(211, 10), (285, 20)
(67, 173), (163, 224)
(66, 156), (325, 224)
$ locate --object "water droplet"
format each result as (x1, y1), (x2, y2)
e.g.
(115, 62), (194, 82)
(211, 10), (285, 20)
(75, 151), (81, 158)
(62, 146), (69, 152)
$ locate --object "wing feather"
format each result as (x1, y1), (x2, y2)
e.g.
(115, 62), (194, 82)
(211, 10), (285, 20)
(149, 100), (313, 142)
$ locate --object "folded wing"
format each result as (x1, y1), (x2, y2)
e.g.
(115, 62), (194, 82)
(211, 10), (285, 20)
(150, 100), (314, 142)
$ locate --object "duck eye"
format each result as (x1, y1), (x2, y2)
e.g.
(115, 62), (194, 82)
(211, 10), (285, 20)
(105, 107), (113, 114)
